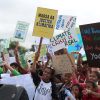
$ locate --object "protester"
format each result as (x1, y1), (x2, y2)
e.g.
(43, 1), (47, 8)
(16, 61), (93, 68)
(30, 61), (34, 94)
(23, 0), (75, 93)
(1, 61), (21, 76)
(31, 52), (58, 100)
(71, 84), (83, 100)
(82, 80), (100, 100)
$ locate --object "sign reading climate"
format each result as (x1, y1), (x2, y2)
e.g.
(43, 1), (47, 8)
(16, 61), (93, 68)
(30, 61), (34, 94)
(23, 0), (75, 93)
(33, 7), (58, 38)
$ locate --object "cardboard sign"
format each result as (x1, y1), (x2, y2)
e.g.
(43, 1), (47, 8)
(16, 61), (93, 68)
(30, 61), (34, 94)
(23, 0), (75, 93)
(33, 7), (58, 38)
(79, 22), (100, 67)
(14, 21), (29, 42)
(52, 54), (73, 74)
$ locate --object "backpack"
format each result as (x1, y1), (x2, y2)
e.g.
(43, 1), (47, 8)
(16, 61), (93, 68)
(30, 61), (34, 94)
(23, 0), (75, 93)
(0, 84), (29, 100)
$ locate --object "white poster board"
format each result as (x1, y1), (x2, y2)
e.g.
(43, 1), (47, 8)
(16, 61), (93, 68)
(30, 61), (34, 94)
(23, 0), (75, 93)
(56, 15), (76, 30)
(50, 30), (78, 52)
(14, 21), (29, 42)
(0, 74), (35, 100)
(56, 15), (78, 42)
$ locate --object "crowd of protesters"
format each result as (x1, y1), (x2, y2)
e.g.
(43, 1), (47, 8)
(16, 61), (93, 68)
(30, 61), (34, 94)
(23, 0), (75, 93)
(0, 43), (100, 100)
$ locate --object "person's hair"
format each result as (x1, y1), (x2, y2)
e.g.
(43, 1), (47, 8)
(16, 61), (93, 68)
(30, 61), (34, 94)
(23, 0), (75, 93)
(71, 84), (83, 100)
(82, 61), (88, 65)
(10, 62), (19, 68)
(55, 74), (62, 81)
(10, 62), (28, 74)
(91, 71), (100, 79)
(44, 67), (55, 82)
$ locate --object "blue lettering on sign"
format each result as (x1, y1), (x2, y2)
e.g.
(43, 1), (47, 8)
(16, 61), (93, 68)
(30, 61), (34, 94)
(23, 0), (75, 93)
(56, 15), (62, 29)
(81, 27), (100, 35)
(61, 19), (65, 28)
(82, 28), (91, 34)
(91, 28), (100, 34)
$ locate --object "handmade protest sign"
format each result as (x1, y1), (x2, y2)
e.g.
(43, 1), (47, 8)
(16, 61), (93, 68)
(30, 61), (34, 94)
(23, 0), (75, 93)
(33, 7), (58, 38)
(79, 22), (100, 67)
(56, 15), (78, 41)
(56, 15), (76, 30)
(52, 54), (73, 74)
(14, 21), (29, 42)
(50, 30), (77, 52)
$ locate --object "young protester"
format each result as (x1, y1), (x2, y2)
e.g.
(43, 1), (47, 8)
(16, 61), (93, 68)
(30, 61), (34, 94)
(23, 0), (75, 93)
(82, 80), (100, 100)
(57, 73), (76, 100)
(31, 52), (58, 100)
(71, 84), (83, 100)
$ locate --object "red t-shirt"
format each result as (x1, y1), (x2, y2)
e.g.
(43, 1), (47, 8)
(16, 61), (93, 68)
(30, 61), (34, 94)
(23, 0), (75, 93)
(83, 88), (100, 100)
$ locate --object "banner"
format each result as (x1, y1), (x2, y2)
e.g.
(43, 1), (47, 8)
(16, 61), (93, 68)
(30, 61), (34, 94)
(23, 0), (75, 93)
(79, 22), (100, 67)
(14, 21), (29, 42)
(33, 7), (58, 38)
(0, 74), (35, 100)
(52, 54), (73, 74)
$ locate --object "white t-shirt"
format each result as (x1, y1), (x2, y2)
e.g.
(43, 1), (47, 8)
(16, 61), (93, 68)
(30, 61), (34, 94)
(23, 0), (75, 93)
(65, 89), (76, 100)
(34, 80), (52, 100)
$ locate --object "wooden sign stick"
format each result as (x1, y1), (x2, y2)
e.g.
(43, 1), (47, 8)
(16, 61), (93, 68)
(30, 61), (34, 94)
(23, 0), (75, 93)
(32, 37), (43, 72)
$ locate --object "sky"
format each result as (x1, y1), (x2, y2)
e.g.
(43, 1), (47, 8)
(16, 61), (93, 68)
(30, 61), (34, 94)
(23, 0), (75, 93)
(0, 0), (100, 48)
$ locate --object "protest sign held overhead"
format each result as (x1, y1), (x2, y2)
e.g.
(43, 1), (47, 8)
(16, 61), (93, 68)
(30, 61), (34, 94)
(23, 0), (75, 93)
(52, 54), (73, 74)
(68, 28), (83, 53)
(33, 7), (58, 38)
(79, 22), (100, 67)
(56, 15), (78, 42)
(56, 15), (76, 30)
(50, 30), (77, 52)
(14, 21), (29, 42)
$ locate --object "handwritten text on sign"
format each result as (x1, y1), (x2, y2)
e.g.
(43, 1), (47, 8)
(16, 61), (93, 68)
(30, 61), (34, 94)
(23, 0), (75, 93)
(80, 22), (100, 67)
(50, 30), (77, 52)
(33, 7), (58, 38)
(56, 15), (76, 30)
